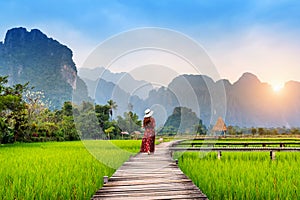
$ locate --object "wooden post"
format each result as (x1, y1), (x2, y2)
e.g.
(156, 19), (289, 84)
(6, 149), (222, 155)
(170, 151), (173, 158)
(270, 151), (275, 160)
(217, 151), (222, 160)
(280, 143), (284, 147)
(103, 176), (108, 184)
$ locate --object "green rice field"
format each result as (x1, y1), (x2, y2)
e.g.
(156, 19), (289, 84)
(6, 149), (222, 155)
(176, 151), (300, 200)
(0, 140), (141, 199)
(2, 138), (300, 200)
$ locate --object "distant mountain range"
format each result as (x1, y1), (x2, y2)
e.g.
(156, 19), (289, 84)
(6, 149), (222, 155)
(1, 27), (299, 128)
(79, 66), (300, 128)
(78, 67), (154, 100)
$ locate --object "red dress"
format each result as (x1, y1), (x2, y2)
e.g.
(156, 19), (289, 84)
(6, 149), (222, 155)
(140, 117), (155, 153)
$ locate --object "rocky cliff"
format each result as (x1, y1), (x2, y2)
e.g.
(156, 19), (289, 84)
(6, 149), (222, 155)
(0, 27), (88, 109)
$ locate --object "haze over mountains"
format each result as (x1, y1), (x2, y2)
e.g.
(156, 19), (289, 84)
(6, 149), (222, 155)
(0, 27), (299, 128)
(81, 67), (300, 128)
(78, 67), (154, 100)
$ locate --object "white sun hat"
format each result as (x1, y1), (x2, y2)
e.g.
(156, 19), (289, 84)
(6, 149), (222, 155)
(144, 108), (153, 118)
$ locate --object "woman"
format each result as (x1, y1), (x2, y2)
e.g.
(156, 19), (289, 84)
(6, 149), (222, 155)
(140, 108), (156, 155)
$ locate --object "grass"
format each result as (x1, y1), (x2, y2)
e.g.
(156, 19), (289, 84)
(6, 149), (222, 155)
(176, 151), (300, 200)
(0, 140), (141, 199)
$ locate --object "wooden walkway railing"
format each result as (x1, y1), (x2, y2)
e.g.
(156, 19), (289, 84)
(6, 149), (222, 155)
(169, 146), (300, 160)
(91, 141), (207, 200)
(169, 147), (300, 152)
(176, 141), (300, 147)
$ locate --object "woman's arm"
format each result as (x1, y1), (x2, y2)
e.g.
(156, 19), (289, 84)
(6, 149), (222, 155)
(151, 117), (156, 128)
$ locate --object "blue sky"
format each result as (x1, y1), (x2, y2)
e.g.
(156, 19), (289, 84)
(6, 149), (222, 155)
(1, 0), (300, 87)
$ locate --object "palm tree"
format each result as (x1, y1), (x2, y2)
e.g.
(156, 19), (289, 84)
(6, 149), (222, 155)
(107, 100), (117, 120)
(128, 103), (133, 111)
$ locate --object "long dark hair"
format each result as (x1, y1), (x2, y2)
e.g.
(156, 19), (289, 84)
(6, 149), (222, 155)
(143, 117), (151, 128)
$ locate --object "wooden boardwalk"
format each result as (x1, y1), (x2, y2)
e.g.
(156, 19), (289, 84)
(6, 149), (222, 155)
(91, 141), (208, 200)
(169, 147), (300, 152)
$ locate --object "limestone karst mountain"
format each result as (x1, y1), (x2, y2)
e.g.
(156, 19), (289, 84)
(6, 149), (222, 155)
(0, 27), (89, 109)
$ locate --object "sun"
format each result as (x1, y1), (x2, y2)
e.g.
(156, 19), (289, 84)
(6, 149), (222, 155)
(272, 84), (284, 93)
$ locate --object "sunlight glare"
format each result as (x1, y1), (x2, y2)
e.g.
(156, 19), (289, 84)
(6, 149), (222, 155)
(272, 84), (284, 93)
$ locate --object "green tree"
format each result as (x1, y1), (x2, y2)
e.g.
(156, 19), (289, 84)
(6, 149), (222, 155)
(227, 126), (236, 135)
(80, 101), (94, 113)
(271, 129), (278, 135)
(62, 101), (74, 117)
(195, 120), (207, 135)
(117, 111), (142, 134)
(291, 128), (300, 135)
(107, 99), (117, 120)
(60, 116), (79, 140)
(258, 127), (265, 135)
(0, 76), (29, 143)
(104, 126), (115, 139)
(76, 112), (101, 139)
(160, 107), (202, 134)
(251, 128), (257, 136)
(95, 104), (110, 129)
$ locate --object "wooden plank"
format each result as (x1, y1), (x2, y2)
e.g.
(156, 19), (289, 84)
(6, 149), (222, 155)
(97, 185), (199, 192)
(91, 141), (207, 199)
(93, 190), (206, 198)
(103, 179), (193, 187)
(109, 177), (191, 182)
(98, 183), (200, 191)
(113, 171), (184, 176)
(109, 174), (189, 181)
(93, 194), (207, 200)
(96, 184), (199, 192)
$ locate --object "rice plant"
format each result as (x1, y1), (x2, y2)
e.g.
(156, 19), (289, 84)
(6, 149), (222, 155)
(0, 140), (141, 199)
(177, 151), (300, 200)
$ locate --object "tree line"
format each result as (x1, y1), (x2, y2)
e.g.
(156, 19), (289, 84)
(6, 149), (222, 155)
(0, 76), (142, 144)
(225, 126), (300, 136)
